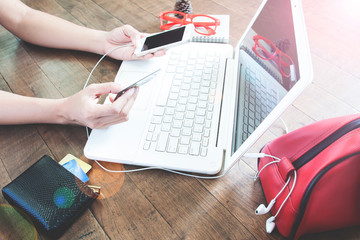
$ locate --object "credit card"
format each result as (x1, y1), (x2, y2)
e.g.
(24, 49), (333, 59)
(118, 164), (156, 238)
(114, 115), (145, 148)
(62, 159), (89, 183)
(59, 154), (92, 173)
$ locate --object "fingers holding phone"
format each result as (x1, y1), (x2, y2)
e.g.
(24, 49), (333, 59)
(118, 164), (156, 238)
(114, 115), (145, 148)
(113, 68), (161, 101)
(90, 86), (139, 128)
(134, 25), (193, 57)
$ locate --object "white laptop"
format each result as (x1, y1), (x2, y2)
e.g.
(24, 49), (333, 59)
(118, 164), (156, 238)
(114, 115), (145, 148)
(84, 0), (312, 175)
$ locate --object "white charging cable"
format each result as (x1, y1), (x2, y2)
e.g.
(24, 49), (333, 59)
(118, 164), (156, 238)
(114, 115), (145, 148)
(266, 170), (297, 234)
(254, 176), (291, 215)
(83, 44), (133, 90)
(83, 44), (133, 138)
(279, 118), (289, 134)
(241, 153), (281, 181)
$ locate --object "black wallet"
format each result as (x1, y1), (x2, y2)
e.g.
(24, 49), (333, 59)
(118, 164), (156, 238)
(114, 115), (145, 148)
(2, 155), (98, 238)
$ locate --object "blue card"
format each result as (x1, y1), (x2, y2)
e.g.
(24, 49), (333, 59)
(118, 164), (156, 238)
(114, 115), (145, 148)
(62, 159), (89, 183)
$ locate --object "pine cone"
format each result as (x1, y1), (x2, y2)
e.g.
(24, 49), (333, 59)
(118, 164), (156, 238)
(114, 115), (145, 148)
(174, 0), (193, 17)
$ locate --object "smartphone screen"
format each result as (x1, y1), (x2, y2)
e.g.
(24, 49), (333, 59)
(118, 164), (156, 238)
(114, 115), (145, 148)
(141, 26), (186, 52)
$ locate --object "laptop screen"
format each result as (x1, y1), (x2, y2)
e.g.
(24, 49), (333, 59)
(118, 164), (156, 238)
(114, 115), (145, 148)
(231, 0), (300, 154)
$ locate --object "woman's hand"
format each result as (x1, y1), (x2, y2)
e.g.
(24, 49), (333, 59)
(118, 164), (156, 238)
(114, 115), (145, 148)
(102, 25), (166, 60)
(59, 82), (139, 129)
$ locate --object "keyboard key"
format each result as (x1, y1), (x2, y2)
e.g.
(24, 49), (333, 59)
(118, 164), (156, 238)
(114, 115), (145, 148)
(143, 141), (151, 150)
(178, 145), (188, 154)
(180, 136), (191, 145)
(155, 132), (168, 152)
(189, 141), (201, 155)
(200, 148), (208, 157)
(153, 106), (165, 116)
(156, 74), (174, 106)
(167, 137), (178, 153)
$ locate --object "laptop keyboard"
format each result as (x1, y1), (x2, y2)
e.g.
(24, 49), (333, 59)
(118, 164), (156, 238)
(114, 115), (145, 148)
(143, 47), (224, 156)
(241, 66), (278, 141)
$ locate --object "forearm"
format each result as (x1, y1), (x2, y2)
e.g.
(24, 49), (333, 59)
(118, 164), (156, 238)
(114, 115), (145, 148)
(0, 91), (67, 125)
(0, 0), (107, 55)
(18, 10), (107, 54)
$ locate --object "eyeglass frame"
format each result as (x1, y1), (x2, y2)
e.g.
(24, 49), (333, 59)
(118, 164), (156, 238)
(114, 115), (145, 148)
(159, 11), (220, 36)
(252, 35), (294, 77)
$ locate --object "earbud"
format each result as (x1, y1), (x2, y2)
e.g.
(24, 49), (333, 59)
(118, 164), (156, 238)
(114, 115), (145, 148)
(255, 199), (276, 215)
(266, 216), (276, 233)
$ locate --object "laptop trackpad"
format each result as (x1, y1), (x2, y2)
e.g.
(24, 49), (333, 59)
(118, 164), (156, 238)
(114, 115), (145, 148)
(84, 110), (147, 161)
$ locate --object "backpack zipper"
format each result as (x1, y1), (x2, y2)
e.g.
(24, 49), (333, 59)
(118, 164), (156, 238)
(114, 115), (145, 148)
(292, 118), (360, 170)
(289, 151), (360, 239)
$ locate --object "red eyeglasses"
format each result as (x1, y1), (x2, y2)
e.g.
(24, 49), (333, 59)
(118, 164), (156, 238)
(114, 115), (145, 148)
(159, 11), (220, 36)
(252, 35), (294, 77)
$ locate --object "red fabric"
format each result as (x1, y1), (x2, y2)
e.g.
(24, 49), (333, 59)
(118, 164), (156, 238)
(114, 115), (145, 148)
(258, 114), (360, 239)
(278, 157), (295, 181)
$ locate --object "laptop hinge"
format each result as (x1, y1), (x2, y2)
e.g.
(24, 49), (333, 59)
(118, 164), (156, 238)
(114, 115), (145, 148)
(216, 58), (235, 150)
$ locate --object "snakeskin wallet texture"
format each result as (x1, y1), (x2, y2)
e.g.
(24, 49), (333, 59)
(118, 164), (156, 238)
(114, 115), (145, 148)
(2, 155), (98, 238)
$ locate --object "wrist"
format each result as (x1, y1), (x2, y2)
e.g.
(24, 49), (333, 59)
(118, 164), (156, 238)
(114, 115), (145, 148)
(53, 97), (74, 125)
(86, 29), (109, 56)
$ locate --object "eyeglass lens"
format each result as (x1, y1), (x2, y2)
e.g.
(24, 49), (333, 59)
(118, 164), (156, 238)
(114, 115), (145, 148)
(162, 13), (217, 35)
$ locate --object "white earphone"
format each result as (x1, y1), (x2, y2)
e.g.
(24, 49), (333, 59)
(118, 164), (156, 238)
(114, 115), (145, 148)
(266, 216), (276, 233)
(255, 176), (291, 215)
(255, 199), (276, 215)
(245, 153), (298, 234)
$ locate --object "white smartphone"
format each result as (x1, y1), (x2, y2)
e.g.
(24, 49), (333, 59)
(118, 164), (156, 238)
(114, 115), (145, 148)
(134, 25), (193, 57)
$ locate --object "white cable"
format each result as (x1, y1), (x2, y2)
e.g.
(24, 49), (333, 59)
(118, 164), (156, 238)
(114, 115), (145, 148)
(237, 159), (258, 180)
(83, 43), (133, 137)
(93, 159), (162, 173)
(240, 153), (281, 180)
(273, 170), (297, 218)
(254, 160), (280, 180)
(93, 159), (227, 179)
(94, 152), (282, 179)
(273, 175), (291, 201)
(83, 43), (133, 90)
(279, 117), (289, 134)
(265, 171), (297, 234)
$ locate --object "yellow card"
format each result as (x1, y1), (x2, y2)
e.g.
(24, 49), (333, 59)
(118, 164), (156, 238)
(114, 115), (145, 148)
(59, 154), (92, 173)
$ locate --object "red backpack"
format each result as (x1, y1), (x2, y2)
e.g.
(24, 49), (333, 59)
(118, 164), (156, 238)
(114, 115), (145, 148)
(254, 114), (360, 239)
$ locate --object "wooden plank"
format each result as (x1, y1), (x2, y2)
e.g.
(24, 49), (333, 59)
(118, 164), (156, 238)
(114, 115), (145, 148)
(293, 83), (358, 121)
(56, 0), (124, 30)
(20, 42), (97, 96)
(310, 54), (360, 111)
(92, 0), (162, 33)
(0, 125), (51, 178)
(36, 125), (87, 161)
(199, 160), (282, 240)
(0, 27), (62, 98)
(126, 170), (256, 239)
(0, 158), (11, 203)
(0, 72), (11, 92)
(81, 160), (180, 239)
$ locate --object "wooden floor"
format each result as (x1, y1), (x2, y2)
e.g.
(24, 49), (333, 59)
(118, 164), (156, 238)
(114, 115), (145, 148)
(1, 0), (359, 239)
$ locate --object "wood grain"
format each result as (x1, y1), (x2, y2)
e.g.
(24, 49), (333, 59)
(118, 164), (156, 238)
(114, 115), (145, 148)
(0, 0), (359, 239)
